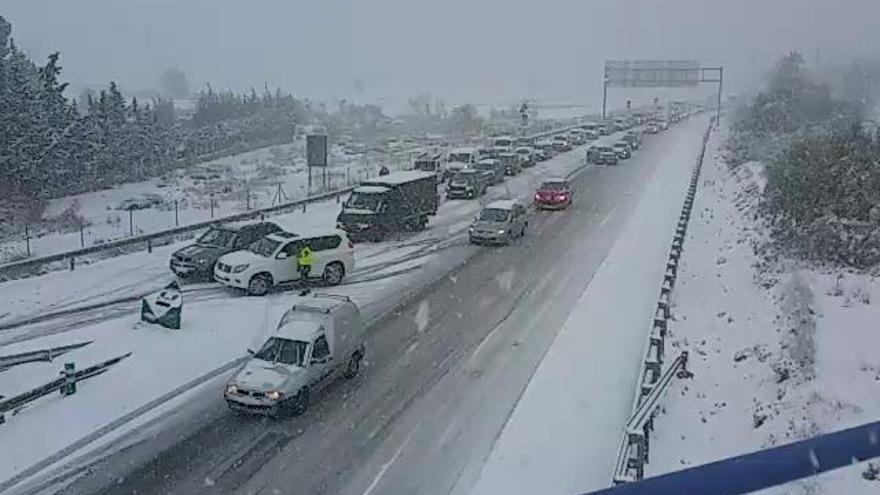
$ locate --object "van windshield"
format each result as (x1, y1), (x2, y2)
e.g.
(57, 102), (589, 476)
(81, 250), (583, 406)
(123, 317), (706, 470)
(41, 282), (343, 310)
(254, 337), (309, 366)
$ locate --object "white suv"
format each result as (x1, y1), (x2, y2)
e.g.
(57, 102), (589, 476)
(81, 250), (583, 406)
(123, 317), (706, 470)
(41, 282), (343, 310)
(214, 229), (355, 296)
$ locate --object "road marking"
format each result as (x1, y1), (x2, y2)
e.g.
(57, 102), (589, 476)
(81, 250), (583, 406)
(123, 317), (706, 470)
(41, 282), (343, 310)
(405, 341), (419, 356)
(361, 427), (417, 495)
(599, 209), (614, 228)
(467, 318), (506, 367)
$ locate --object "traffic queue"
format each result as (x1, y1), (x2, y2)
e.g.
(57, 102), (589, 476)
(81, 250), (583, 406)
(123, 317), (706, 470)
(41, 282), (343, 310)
(168, 108), (683, 298)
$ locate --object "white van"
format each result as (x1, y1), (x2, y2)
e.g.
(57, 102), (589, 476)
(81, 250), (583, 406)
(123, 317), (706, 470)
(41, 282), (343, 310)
(492, 136), (515, 152)
(224, 294), (366, 417)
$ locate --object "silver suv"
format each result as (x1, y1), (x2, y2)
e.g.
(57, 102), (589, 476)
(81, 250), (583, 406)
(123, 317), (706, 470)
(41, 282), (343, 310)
(468, 199), (529, 245)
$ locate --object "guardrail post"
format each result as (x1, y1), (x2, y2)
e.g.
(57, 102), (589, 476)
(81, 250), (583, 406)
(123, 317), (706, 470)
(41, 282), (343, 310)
(61, 362), (76, 396)
(246, 189), (251, 210)
(80, 225), (85, 248)
(25, 224), (31, 257)
(69, 257), (75, 271)
(147, 239), (152, 253)
(302, 202), (307, 213)
(129, 209), (134, 236)
(210, 193), (215, 219)
(174, 200), (179, 227)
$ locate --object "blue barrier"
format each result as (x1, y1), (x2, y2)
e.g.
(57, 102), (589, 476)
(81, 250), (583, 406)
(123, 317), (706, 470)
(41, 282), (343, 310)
(588, 420), (880, 495)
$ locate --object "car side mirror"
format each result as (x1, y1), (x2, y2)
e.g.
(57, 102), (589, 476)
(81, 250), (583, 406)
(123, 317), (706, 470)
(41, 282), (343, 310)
(276, 251), (290, 260)
(246, 348), (255, 355)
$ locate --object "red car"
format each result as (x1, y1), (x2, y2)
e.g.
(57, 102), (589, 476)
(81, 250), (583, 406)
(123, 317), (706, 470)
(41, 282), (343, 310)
(534, 178), (573, 209)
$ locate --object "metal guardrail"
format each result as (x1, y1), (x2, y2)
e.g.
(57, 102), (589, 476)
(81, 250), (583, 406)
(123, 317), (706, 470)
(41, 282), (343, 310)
(613, 352), (690, 483)
(0, 342), (92, 371)
(0, 353), (131, 424)
(612, 119), (712, 485)
(0, 187), (355, 280)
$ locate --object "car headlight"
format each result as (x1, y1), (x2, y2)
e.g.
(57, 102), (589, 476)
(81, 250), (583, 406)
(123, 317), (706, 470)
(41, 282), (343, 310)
(197, 258), (208, 265)
(358, 223), (372, 229)
(226, 384), (238, 395)
(232, 264), (249, 273)
(468, 226), (474, 233)
(266, 390), (282, 401)
(498, 229), (506, 234)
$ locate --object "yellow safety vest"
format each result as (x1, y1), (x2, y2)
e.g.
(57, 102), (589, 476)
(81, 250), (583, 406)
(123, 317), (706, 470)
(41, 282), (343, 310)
(297, 246), (314, 267)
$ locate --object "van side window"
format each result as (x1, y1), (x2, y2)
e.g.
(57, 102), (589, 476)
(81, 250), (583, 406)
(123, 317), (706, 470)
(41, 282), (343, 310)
(312, 335), (330, 360)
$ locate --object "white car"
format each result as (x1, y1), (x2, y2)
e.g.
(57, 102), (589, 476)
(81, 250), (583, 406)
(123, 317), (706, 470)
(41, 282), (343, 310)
(214, 229), (355, 296)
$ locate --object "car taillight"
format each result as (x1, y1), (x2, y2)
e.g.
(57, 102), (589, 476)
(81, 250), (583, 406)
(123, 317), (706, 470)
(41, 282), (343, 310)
(534, 193), (541, 200)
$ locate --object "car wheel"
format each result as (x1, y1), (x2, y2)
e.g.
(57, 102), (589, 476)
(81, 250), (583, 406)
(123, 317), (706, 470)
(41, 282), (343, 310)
(343, 352), (362, 379)
(247, 273), (272, 296)
(291, 387), (310, 416)
(323, 262), (345, 285)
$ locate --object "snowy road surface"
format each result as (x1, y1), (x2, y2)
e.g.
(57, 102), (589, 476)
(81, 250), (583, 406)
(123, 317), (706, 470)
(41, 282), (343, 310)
(1, 128), (599, 491)
(16, 116), (715, 495)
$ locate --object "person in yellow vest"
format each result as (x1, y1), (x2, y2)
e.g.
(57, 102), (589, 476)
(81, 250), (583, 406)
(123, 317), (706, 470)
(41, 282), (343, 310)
(297, 244), (314, 291)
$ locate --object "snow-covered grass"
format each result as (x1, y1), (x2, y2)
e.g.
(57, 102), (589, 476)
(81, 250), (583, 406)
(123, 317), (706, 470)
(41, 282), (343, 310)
(470, 118), (709, 495)
(0, 134), (606, 491)
(645, 122), (880, 493)
(0, 141), (417, 263)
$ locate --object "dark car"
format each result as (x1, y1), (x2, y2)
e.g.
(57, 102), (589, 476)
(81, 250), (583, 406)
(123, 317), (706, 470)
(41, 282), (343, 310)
(596, 146), (619, 165)
(170, 222), (282, 278)
(613, 141), (632, 160)
(474, 159), (505, 185)
(447, 170), (491, 199)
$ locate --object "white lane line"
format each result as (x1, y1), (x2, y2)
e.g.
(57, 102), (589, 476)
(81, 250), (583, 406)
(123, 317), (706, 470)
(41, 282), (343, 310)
(405, 340), (419, 356)
(467, 318), (507, 367)
(599, 210), (614, 228)
(361, 427), (418, 495)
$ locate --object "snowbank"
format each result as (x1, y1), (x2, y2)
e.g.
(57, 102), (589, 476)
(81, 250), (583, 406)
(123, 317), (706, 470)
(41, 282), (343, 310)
(646, 123), (880, 493)
(469, 119), (708, 495)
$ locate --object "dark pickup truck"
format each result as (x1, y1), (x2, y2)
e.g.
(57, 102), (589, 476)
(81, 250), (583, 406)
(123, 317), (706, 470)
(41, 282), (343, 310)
(337, 171), (439, 241)
(170, 222), (282, 278)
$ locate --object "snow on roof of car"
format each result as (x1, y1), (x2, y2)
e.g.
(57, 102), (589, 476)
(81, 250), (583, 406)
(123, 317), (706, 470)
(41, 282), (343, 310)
(449, 147), (477, 154)
(515, 146), (531, 152)
(542, 177), (568, 184)
(266, 228), (346, 243)
(276, 319), (323, 341)
(485, 199), (519, 210)
(477, 158), (499, 164)
(364, 170), (435, 185)
(353, 185), (390, 194)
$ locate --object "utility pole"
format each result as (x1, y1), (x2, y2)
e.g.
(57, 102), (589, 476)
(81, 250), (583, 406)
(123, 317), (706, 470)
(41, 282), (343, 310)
(602, 67), (610, 120)
(716, 67), (724, 126)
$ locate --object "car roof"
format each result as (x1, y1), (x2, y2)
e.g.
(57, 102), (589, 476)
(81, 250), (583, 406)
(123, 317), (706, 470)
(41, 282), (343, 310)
(449, 147), (477, 154)
(541, 177), (568, 184)
(276, 320), (323, 341)
(266, 228), (346, 243)
(476, 159), (499, 165)
(366, 170), (435, 185)
(485, 199), (519, 210)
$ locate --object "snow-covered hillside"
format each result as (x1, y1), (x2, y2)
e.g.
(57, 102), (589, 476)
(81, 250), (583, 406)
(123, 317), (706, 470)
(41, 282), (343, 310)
(646, 123), (880, 493)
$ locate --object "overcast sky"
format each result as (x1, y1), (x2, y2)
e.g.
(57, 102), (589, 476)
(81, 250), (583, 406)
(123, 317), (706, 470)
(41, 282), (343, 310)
(4, 0), (879, 113)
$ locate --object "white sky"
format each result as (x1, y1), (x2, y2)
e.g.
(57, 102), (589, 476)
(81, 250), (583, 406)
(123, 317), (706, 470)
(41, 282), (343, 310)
(4, 0), (879, 112)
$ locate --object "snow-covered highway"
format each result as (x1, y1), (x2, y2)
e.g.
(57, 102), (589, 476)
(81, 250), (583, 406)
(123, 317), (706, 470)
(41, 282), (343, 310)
(1, 115), (710, 495)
